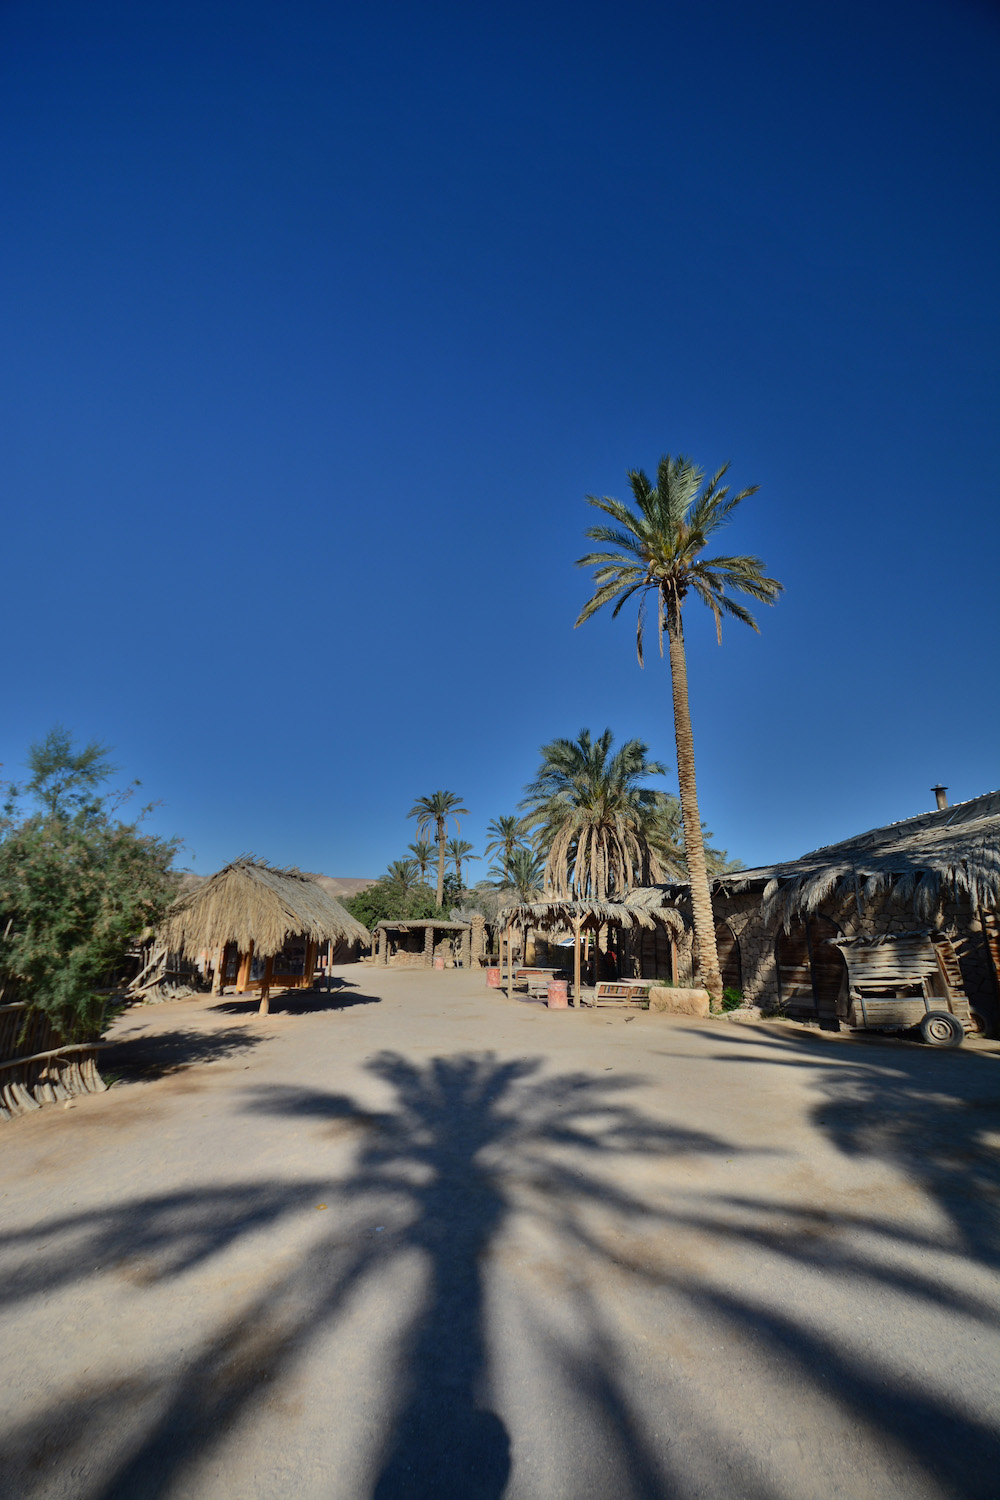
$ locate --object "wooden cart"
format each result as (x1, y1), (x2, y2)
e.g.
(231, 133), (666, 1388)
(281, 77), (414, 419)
(829, 931), (974, 1047)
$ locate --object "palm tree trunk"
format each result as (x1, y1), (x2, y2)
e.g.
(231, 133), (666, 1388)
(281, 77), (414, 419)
(436, 820), (446, 907)
(666, 603), (723, 1006)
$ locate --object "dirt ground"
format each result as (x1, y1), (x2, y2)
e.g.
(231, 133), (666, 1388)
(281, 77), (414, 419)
(1, 968), (998, 1500)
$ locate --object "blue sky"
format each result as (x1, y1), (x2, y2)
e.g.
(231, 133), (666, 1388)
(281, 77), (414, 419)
(2, 0), (998, 877)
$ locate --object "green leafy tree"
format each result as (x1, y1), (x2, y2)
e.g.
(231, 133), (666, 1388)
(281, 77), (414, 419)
(521, 728), (679, 898)
(445, 838), (478, 889)
(575, 454), (781, 1002)
(408, 791), (469, 906)
(0, 729), (179, 1040)
(342, 879), (440, 931)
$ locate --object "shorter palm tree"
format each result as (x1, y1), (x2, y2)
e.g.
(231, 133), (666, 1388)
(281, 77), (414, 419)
(385, 859), (420, 895)
(494, 846), (546, 902)
(409, 791), (469, 906)
(521, 728), (672, 898)
(407, 840), (437, 882)
(446, 838), (478, 889)
(484, 815), (529, 870)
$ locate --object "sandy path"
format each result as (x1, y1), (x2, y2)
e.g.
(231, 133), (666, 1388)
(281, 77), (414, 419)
(0, 968), (998, 1500)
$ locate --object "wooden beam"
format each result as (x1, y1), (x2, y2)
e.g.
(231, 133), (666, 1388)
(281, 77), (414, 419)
(236, 941), (254, 993)
(258, 955), (274, 1016)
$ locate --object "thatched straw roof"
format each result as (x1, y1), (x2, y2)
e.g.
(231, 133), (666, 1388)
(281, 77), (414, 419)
(496, 891), (685, 934)
(692, 790), (1000, 922)
(159, 858), (370, 959)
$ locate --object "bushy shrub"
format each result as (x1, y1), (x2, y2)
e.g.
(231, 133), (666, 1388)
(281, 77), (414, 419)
(0, 729), (179, 1040)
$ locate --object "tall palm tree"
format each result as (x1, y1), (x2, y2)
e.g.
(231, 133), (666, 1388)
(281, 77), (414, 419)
(446, 838), (478, 889)
(409, 791), (469, 906)
(521, 728), (678, 898)
(575, 454), (782, 1003)
(483, 815), (528, 871)
(407, 840), (437, 882)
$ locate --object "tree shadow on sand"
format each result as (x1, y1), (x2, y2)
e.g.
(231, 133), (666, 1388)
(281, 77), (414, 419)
(210, 978), (382, 1017)
(0, 1043), (999, 1499)
(107, 1024), (266, 1081)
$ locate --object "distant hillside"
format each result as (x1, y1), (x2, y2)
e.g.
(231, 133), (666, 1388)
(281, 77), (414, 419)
(301, 874), (378, 900)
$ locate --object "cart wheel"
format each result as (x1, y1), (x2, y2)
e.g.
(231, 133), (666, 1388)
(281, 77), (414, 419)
(968, 1008), (988, 1037)
(920, 1011), (964, 1048)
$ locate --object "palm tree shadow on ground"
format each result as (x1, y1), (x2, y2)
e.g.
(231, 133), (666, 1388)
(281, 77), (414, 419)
(258, 1053), (733, 1499)
(1, 1043), (999, 1498)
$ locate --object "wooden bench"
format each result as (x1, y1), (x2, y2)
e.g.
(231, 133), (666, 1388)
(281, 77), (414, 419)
(593, 981), (653, 1008)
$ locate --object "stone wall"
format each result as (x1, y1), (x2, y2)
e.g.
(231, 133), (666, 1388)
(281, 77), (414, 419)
(710, 886), (999, 1027)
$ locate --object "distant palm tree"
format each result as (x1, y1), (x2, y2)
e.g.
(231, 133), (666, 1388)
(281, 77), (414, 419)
(446, 838), (478, 889)
(521, 728), (677, 898)
(575, 453), (781, 1003)
(386, 859), (420, 895)
(409, 791), (469, 906)
(483, 815), (529, 872)
(407, 840), (437, 882)
(495, 846), (546, 903)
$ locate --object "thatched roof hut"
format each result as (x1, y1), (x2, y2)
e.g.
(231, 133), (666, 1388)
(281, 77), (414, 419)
(159, 858), (370, 1013)
(716, 790), (1000, 923)
(161, 857), (370, 958)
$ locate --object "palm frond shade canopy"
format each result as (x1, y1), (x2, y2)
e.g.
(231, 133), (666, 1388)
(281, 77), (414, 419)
(574, 454), (782, 1003)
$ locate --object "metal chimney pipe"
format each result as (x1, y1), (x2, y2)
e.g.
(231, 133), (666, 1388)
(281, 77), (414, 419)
(931, 784), (948, 811)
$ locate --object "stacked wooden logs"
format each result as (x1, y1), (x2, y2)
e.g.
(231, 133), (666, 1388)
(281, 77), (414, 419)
(0, 1001), (106, 1121)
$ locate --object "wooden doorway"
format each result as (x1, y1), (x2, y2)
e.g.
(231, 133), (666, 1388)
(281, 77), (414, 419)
(775, 915), (845, 1025)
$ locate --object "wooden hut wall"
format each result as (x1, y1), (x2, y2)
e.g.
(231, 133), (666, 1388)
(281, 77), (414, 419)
(626, 923), (676, 982)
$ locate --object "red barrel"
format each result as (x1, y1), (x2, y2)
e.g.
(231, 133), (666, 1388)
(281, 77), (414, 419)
(433, 956), (445, 971)
(547, 980), (569, 1008)
(486, 967), (501, 988)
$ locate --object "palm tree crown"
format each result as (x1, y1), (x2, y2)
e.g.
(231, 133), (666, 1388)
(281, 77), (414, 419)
(575, 454), (782, 658)
(574, 454), (781, 1003)
(385, 859), (420, 895)
(407, 840), (437, 881)
(446, 838), (478, 888)
(492, 845), (546, 903)
(409, 791), (469, 906)
(521, 727), (680, 899)
(483, 815), (529, 869)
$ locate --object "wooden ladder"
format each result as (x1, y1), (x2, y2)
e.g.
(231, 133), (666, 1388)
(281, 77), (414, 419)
(931, 934), (972, 1024)
(981, 913), (1000, 993)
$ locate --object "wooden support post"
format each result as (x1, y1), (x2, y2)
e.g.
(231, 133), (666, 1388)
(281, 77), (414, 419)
(258, 954), (274, 1016)
(506, 927), (514, 1000)
(462, 926), (472, 969)
(236, 941), (254, 993)
(304, 939), (317, 989)
(211, 944), (224, 996)
(424, 924), (434, 967)
(574, 916), (582, 1007)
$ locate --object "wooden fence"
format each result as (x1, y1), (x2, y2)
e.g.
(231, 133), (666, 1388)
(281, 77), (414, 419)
(0, 1001), (106, 1121)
